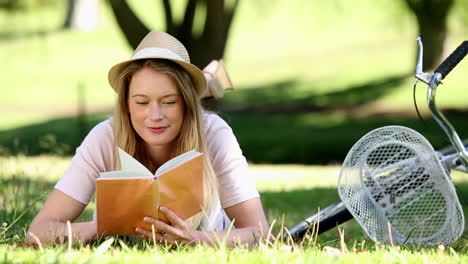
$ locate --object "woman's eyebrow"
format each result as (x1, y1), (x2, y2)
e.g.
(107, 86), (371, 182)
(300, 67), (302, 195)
(160, 93), (181, 98)
(130, 93), (180, 98)
(131, 94), (148, 98)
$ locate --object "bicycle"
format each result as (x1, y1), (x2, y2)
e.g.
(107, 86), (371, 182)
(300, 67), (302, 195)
(286, 38), (468, 245)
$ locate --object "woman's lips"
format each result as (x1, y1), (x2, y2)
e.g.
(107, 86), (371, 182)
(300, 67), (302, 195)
(147, 126), (168, 133)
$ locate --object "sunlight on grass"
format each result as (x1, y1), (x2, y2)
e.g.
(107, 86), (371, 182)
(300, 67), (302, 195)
(251, 164), (340, 191)
(0, 156), (467, 260)
(0, 156), (466, 187)
(0, 239), (466, 264)
(0, 156), (341, 193)
(0, 155), (70, 180)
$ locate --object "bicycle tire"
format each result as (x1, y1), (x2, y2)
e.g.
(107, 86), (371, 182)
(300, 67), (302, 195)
(285, 201), (353, 241)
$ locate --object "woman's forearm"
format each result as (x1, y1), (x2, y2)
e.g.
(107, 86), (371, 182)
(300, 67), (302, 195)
(26, 220), (97, 245)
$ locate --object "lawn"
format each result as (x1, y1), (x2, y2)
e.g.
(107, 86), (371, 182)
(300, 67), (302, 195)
(0, 243), (466, 264)
(0, 0), (467, 262)
(0, 156), (467, 263)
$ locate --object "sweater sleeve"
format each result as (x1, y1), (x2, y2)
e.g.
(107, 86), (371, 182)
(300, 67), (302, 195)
(54, 119), (115, 205)
(204, 113), (259, 208)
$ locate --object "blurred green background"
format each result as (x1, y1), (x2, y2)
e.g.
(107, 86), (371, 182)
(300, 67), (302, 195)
(0, 0), (467, 163)
(1, 0), (468, 247)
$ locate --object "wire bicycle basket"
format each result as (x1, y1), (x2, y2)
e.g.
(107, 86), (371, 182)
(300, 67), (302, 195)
(337, 126), (464, 245)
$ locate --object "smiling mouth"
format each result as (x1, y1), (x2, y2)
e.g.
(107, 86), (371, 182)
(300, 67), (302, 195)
(147, 126), (168, 133)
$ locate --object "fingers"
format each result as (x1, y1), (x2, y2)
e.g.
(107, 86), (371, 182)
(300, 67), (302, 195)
(135, 223), (174, 244)
(142, 216), (179, 236)
(136, 215), (179, 243)
(135, 226), (164, 241)
(135, 208), (194, 245)
(159, 206), (184, 227)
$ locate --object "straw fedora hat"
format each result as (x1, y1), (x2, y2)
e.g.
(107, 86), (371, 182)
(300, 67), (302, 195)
(108, 31), (207, 96)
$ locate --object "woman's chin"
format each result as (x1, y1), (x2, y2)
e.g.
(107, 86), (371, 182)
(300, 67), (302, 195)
(142, 136), (176, 148)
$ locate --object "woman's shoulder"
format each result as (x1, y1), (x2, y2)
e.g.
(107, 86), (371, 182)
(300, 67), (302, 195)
(80, 118), (114, 147)
(202, 112), (239, 153)
(203, 112), (232, 132)
(87, 118), (113, 137)
(91, 118), (113, 132)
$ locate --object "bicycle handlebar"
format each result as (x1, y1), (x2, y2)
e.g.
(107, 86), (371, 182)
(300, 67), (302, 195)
(418, 38), (468, 168)
(435, 41), (468, 80)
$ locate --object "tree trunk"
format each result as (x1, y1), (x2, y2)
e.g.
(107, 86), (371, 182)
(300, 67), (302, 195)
(107, 0), (239, 68)
(416, 16), (447, 71)
(404, 0), (454, 71)
(63, 0), (76, 28)
(108, 0), (150, 49)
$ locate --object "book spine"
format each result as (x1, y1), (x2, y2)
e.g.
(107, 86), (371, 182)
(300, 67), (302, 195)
(152, 180), (160, 219)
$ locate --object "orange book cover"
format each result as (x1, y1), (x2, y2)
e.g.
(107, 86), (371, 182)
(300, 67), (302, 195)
(96, 149), (204, 236)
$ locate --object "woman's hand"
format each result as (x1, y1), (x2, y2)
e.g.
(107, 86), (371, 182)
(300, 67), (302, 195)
(135, 207), (199, 245)
(81, 220), (98, 242)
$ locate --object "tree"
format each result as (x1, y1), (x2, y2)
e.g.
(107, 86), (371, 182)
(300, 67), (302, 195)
(108, 0), (239, 68)
(404, 0), (455, 71)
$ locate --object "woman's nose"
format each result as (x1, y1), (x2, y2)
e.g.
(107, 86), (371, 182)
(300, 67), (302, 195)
(148, 103), (163, 120)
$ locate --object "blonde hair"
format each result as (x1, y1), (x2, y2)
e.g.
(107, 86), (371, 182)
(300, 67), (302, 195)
(112, 59), (219, 228)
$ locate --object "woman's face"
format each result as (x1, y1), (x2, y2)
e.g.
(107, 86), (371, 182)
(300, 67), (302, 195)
(127, 66), (185, 150)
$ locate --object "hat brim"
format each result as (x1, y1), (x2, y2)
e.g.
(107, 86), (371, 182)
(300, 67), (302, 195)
(108, 57), (207, 96)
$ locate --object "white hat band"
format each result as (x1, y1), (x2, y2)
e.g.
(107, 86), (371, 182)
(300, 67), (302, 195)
(132, 47), (184, 61)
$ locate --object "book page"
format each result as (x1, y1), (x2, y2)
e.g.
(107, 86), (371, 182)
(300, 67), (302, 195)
(155, 150), (201, 176)
(118, 148), (152, 176)
(99, 171), (153, 179)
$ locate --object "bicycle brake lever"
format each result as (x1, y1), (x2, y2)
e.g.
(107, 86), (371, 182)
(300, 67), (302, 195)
(415, 37), (434, 85)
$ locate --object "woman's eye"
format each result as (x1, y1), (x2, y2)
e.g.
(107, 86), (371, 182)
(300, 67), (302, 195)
(163, 101), (176, 105)
(136, 102), (148, 105)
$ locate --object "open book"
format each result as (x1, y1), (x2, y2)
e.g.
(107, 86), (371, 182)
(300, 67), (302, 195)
(96, 148), (204, 236)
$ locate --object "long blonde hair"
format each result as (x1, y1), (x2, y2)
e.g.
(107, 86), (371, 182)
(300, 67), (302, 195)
(112, 59), (219, 228)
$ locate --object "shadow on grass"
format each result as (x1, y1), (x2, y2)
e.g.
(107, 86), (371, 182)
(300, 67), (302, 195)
(0, 112), (110, 156)
(0, 177), (54, 241)
(223, 110), (468, 164)
(1, 109), (467, 164)
(0, 176), (95, 243)
(219, 73), (411, 113)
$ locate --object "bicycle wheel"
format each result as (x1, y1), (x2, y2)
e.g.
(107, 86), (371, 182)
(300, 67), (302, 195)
(285, 201), (353, 241)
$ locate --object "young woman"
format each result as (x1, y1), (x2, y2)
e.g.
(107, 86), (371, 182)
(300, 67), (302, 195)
(26, 31), (268, 247)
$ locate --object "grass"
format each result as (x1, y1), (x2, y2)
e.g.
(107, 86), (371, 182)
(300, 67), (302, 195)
(226, 111), (468, 164)
(0, 1), (467, 262)
(0, 156), (467, 262)
(0, 106), (467, 164)
(0, 243), (467, 264)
